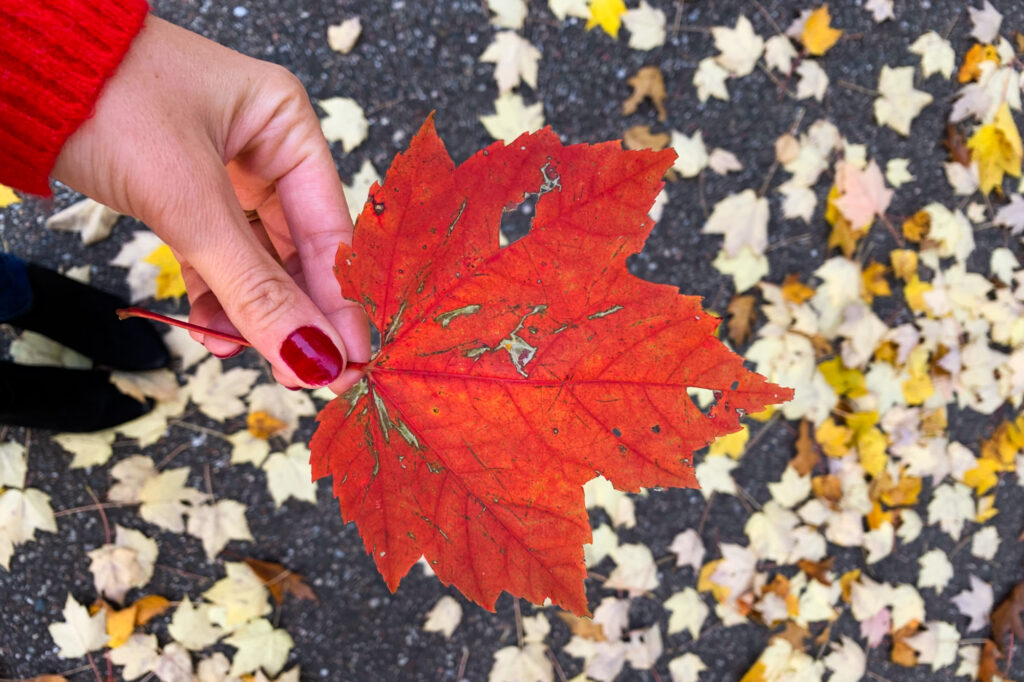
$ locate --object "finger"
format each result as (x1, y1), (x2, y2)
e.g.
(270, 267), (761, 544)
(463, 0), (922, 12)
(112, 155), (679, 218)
(155, 156), (352, 389)
(180, 259), (243, 358)
(274, 134), (372, 380)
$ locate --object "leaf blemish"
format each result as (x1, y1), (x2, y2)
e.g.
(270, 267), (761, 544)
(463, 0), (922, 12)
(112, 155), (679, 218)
(588, 304), (624, 320)
(434, 304), (482, 328)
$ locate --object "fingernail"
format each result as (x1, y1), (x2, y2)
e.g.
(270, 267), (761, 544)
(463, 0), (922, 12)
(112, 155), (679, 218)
(280, 325), (343, 386)
(213, 347), (244, 359)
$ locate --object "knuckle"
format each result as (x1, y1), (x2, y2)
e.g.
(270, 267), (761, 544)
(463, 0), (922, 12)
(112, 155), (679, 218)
(230, 271), (297, 327)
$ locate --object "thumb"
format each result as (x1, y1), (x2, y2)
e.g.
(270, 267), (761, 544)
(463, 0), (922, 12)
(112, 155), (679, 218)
(156, 164), (351, 390)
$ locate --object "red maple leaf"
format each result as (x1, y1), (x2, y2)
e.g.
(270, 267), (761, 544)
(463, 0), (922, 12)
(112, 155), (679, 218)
(310, 116), (792, 615)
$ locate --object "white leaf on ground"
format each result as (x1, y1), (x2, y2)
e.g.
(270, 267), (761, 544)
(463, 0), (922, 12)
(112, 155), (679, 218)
(480, 93), (545, 143)
(952, 575), (994, 631)
(45, 198), (120, 245)
(703, 189), (769, 258)
(0, 441), (26, 489)
(480, 31), (541, 94)
(944, 161), (980, 195)
(583, 476), (635, 528)
(263, 443), (317, 507)
(918, 548), (954, 592)
(549, 0), (589, 20)
(874, 65), (933, 136)
(764, 35), (797, 73)
(712, 15), (763, 77)
(834, 160), (893, 228)
(622, 1), (666, 50)
(584, 523), (619, 567)
(670, 130), (709, 178)
(48, 593), (108, 658)
(247, 383), (315, 441)
(693, 57), (729, 102)
(625, 625), (662, 670)
(225, 618), (295, 677)
(186, 499), (253, 560)
(695, 449), (739, 495)
(152, 642), (193, 682)
(795, 60), (828, 102)
(971, 525), (1000, 560)
(108, 455), (157, 504)
(489, 643), (553, 682)
(709, 148), (743, 175)
(605, 543), (659, 595)
(204, 561), (272, 627)
(593, 596), (631, 640)
(168, 596), (225, 650)
(110, 369), (180, 404)
(994, 194), (1024, 233)
(991, 247), (1018, 284)
(227, 429), (272, 467)
(327, 17), (361, 53)
(823, 636), (866, 682)
(885, 158), (914, 187)
(909, 31), (954, 79)
(343, 158), (381, 223)
(52, 431), (115, 469)
(423, 595), (462, 638)
(9, 330), (91, 369)
(906, 621), (960, 671)
(665, 588), (708, 637)
(668, 652), (707, 682)
(186, 356), (260, 422)
(928, 482), (975, 539)
(864, 0), (894, 22)
(88, 524), (158, 604)
(163, 322), (209, 371)
(138, 467), (209, 533)
(522, 613), (550, 644)
(970, 0), (1002, 43)
(319, 97), (369, 153)
(487, 0), (527, 29)
(668, 529), (705, 570)
(110, 230), (166, 303)
(110, 633), (159, 680)
(0, 487), (57, 545)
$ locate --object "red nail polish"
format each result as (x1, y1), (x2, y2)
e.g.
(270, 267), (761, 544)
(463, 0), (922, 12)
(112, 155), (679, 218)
(280, 326), (343, 386)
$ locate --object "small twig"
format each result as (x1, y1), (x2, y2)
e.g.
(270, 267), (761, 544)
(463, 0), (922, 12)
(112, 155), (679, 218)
(698, 170), (709, 218)
(749, 0), (784, 35)
(455, 647), (470, 681)
(155, 563), (210, 581)
(86, 651), (102, 682)
(697, 492), (715, 535)
(736, 485), (762, 511)
(156, 443), (191, 470)
(55, 501), (134, 517)
(867, 672), (893, 682)
(878, 213), (906, 246)
(513, 599), (524, 649)
(170, 418), (230, 442)
(547, 647), (569, 682)
(204, 463), (214, 499)
(85, 486), (111, 545)
(756, 62), (797, 99)
(837, 80), (879, 96)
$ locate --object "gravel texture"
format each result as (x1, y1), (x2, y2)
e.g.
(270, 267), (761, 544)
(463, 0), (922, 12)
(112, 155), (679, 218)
(2, 1), (1024, 680)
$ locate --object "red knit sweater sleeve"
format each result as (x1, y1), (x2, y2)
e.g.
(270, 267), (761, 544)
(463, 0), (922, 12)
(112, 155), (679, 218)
(0, 0), (149, 196)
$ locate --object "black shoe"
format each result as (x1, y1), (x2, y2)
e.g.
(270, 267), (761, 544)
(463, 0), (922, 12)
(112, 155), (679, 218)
(8, 264), (170, 371)
(0, 361), (152, 432)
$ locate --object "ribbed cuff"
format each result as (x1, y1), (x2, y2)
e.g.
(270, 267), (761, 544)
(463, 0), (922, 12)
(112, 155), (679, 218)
(0, 0), (149, 196)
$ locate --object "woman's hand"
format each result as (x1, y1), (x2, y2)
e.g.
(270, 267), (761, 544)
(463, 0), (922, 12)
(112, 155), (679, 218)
(52, 15), (371, 392)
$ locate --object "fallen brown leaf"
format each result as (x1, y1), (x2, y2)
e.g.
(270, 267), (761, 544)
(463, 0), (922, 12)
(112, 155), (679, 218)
(943, 124), (971, 166)
(558, 611), (608, 642)
(726, 294), (757, 346)
(622, 66), (668, 122)
(797, 557), (834, 585)
(622, 124), (670, 152)
(992, 581), (1024, 652)
(771, 620), (811, 650)
(791, 420), (820, 476)
(780, 273), (814, 304)
(243, 557), (318, 605)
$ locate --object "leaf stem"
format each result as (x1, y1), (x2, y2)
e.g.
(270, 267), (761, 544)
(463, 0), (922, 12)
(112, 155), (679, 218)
(117, 306), (368, 371)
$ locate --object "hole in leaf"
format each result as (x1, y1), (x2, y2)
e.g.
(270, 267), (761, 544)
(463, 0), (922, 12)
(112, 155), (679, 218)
(498, 192), (540, 247)
(687, 387), (718, 417)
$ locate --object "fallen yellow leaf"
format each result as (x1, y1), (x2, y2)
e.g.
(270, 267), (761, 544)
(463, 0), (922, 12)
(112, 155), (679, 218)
(143, 244), (187, 299)
(967, 102), (1023, 195)
(586, 0), (627, 38)
(815, 418), (852, 458)
(801, 5), (842, 56)
(0, 184), (19, 208)
(958, 43), (1000, 83)
(709, 424), (749, 459)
